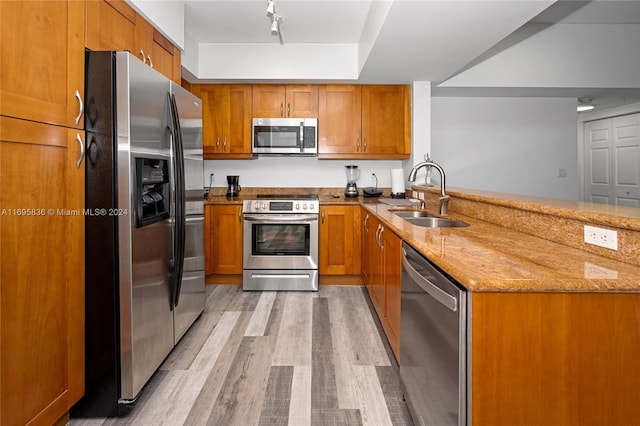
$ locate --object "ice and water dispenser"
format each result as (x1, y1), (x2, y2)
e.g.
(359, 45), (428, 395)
(135, 158), (169, 227)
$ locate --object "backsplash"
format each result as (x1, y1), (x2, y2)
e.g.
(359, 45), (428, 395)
(203, 157), (404, 189)
(412, 185), (640, 267)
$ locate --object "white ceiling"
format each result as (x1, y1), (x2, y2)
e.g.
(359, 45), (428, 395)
(182, 0), (640, 110)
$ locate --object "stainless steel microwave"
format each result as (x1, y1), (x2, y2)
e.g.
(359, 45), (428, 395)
(252, 118), (318, 156)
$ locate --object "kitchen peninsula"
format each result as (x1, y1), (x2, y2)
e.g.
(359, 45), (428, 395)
(207, 185), (640, 426)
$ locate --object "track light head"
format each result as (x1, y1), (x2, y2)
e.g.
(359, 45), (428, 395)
(271, 15), (279, 35)
(266, 0), (275, 17)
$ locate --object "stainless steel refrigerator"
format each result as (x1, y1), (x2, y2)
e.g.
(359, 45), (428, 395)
(72, 51), (205, 417)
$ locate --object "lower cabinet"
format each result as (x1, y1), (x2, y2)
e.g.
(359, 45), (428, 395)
(205, 204), (243, 275)
(362, 211), (402, 359)
(0, 117), (85, 425)
(319, 205), (361, 277)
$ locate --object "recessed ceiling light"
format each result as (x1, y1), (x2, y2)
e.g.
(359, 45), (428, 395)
(577, 97), (595, 112)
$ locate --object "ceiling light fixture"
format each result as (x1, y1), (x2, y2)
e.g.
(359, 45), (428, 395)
(265, 0), (284, 44)
(577, 97), (595, 112)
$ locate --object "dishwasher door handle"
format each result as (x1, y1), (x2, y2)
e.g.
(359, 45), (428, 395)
(402, 249), (458, 312)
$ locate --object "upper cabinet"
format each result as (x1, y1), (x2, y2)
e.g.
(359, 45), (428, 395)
(318, 85), (411, 159)
(0, 0), (85, 129)
(193, 84), (254, 159)
(135, 19), (182, 84)
(86, 0), (136, 52)
(253, 85), (318, 118)
(318, 85), (362, 155)
(86, 0), (181, 83)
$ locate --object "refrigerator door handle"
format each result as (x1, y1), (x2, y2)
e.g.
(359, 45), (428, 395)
(169, 93), (186, 308)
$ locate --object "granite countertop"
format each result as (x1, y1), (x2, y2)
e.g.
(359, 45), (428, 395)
(362, 202), (640, 293)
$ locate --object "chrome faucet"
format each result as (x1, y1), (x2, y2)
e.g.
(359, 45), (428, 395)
(408, 161), (450, 216)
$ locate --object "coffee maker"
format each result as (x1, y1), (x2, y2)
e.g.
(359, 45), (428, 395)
(344, 165), (360, 197)
(226, 175), (241, 197)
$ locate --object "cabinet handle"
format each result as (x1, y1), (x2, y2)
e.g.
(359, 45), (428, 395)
(147, 55), (153, 68)
(375, 224), (381, 246)
(280, 103), (283, 117)
(364, 214), (369, 232)
(223, 138), (227, 151)
(238, 209), (242, 223)
(379, 227), (384, 250)
(363, 138), (367, 152)
(216, 137), (220, 150)
(321, 208), (325, 224)
(75, 133), (85, 168)
(287, 103), (290, 117)
(74, 89), (84, 125)
(140, 49), (147, 64)
(356, 138), (360, 152)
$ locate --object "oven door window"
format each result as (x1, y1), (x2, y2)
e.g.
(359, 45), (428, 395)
(254, 126), (300, 149)
(252, 223), (310, 256)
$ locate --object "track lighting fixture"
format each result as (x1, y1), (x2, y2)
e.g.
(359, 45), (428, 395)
(265, 0), (284, 44)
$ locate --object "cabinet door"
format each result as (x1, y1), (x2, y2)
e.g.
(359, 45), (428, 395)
(208, 205), (243, 274)
(285, 85), (318, 118)
(222, 85), (253, 156)
(368, 218), (385, 315)
(361, 85), (411, 158)
(319, 205), (361, 275)
(252, 85), (286, 117)
(136, 20), (181, 83)
(1, 0), (85, 129)
(361, 212), (373, 286)
(318, 85), (362, 156)
(86, 0), (136, 53)
(0, 117), (84, 425)
(382, 228), (402, 357)
(195, 85), (224, 156)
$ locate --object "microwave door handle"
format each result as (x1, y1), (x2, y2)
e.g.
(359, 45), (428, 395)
(300, 121), (304, 153)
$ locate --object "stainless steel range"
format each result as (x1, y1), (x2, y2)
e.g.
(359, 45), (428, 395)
(242, 194), (319, 291)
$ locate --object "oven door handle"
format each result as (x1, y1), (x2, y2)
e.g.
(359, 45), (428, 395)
(244, 214), (319, 222)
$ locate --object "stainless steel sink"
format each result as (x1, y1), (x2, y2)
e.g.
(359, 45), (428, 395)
(405, 217), (469, 228)
(393, 211), (435, 218)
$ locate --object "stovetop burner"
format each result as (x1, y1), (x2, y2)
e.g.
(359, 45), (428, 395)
(256, 194), (319, 200)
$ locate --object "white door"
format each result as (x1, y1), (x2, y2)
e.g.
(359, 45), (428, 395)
(584, 113), (640, 206)
(613, 114), (640, 207)
(585, 118), (613, 204)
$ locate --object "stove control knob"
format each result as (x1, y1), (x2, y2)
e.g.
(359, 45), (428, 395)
(262, 202), (268, 209)
(254, 202), (260, 210)
(302, 203), (307, 210)
(310, 203), (315, 210)
(295, 202), (300, 210)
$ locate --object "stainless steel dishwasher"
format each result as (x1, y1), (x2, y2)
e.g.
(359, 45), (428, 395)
(400, 242), (468, 426)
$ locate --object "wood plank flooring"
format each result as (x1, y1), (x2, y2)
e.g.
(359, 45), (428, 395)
(70, 285), (414, 426)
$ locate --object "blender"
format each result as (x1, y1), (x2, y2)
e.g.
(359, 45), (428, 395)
(344, 165), (361, 197)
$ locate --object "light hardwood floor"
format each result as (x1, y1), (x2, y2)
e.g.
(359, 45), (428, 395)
(71, 285), (414, 426)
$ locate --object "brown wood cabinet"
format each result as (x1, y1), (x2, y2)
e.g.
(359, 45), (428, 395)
(252, 85), (318, 118)
(361, 85), (411, 157)
(318, 85), (362, 155)
(0, 117), (85, 425)
(0, 0), (85, 129)
(193, 85), (254, 159)
(205, 204), (244, 274)
(86, 0), (136, 52)
(361, 212), (402, 358)
(86, 0), (181, 83)
(319, 205), (361, 276)
(470, 292), (640, 426)
(319, 85), (411, 159)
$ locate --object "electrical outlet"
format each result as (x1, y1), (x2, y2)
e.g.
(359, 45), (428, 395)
(557, 168), (567, 178)
(584, 225), (618, 250)
(417, 192), (425, 200)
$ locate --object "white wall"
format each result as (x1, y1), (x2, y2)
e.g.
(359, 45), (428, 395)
(204, 157), (403, 190)
(431, 97), (580, 200)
